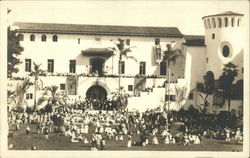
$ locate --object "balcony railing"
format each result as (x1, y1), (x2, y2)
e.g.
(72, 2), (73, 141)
(23, 72), (169, 79)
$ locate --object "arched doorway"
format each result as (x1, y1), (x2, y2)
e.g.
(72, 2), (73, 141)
(86, 85), (107, 101)
(90, 58), (105, 75)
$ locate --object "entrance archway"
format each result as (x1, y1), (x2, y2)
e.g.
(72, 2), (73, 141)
(86, 85), (107, 101)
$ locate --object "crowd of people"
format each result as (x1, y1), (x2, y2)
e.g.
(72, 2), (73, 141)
(168, 105), (243, 144)
(8, 102), (243, 150)
(65, 93), (129, 111)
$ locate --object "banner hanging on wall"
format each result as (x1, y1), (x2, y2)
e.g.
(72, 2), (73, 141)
(66, 76), (79, 95)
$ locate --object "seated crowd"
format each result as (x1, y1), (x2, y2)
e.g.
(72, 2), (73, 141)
(8, 102), (243, 150)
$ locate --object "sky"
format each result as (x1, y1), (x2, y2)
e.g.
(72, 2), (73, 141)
(3, 1), (249, 35)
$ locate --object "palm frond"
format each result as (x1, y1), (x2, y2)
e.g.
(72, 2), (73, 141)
(126, 56), (138, 62)
(199, 93), (205, 101)
(7, 90), (16, 97)
(162, 45), (184, 66)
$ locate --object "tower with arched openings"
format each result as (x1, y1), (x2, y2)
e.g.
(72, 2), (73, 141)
(202, 11), (244, 80)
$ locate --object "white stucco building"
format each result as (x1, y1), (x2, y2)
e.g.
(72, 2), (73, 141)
(8, 11), (244, 112)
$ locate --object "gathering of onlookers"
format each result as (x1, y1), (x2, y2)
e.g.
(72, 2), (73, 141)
(8, 100), (243, 150)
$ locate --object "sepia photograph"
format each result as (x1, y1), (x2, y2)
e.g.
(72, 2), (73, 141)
(0, 1), (249, 158)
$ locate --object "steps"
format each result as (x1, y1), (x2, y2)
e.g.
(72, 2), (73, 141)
(127, 87), (165, 112)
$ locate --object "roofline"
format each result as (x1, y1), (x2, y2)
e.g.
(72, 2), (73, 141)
(202, 13), (244, 19)
(13, 22), (184, 38)
(16, 29), (184, 38)
(183, 43), (206, 47)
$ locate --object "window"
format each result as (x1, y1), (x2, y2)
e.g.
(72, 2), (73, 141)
(170, 95), (176, 101)
(218, 18), (222, 28)
(212, 33), (215, 39)
(203, 20), (207, 29)
(26, 93), (33, 100)
(160, 62), (167, 75)
(222, 45), (230, 57)
(25, 59), (32, 72)
(18, 34), (24, 41)
(69, 60), (76, 73)
(242, 67), (244, 73)
(165, 95), (176, 101)
(60, 84), (66, 90)
(78, 38), (80, 44)
(231, 18), (235, 27)
(128, 85), (133, 91)
(224, 17), (228, 27)
(47, 59), (54, 73)
(155, 45), (161, 61)
(189, 92), (194, 100)
(126, 39), (130, 45)
(41, 35), (46, 42)
(30, 34), (35, 41)
(95, 38), (101, 44)
(119, 61), (125, 74)
(212, 18), (216, 28)
(207, 19), (211, 29)
(155, 38), (160, 45)
(237, 18), (241, 27)
(139, 62), (146, 75)
(52, 35), (58, 42)
(206, 58), (208, 63)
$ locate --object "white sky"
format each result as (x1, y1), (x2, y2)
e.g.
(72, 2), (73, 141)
(3, 1), (249, 35)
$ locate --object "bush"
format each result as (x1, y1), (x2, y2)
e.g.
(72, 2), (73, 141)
(14, 106), (24, 113)
(26, 107), (34, 114)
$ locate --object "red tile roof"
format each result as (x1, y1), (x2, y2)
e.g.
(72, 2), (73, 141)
(13, 22), (183, 38)
(202, 11), (244, 19)
(184, 35), (205, 47)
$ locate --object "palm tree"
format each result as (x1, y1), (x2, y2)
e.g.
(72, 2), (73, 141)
(219, 62), (238, 112)
(38, 85), (69, 111)
(30, 62), (44, 110)
(109, 38), (137, 101)
(197, 71), (215, 112)
(162, 44), (183, 111)
(9, 78), (31, 110)
(7, 90), (16, 111)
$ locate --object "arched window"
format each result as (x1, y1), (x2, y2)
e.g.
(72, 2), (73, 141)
(212, 18), (216, 28)
(206, 71), (215, 80)
(17, 34), (24, 41)
(224, 17), (228, 27)
(237, 18), (241, 27)
(218, 18), (222, 28)
(231, 18), (235, 27)
(203, 20), (207, 29)
(52, 35), (58, 42)
(30, 34), (35, 41)
(41, 35), (47, 42)
(222, 45), (230, 57)
(207, 19), (211, 29)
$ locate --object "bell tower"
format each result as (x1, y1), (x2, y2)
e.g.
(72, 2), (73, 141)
(202, 11), (244, 79)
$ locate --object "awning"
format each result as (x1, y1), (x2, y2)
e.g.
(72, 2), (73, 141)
(82, 48), (114, 57)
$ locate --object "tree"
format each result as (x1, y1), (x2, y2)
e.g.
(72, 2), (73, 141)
(109, 90), (129, 110)
(219, 62), (238, 112)
(7, 27), (24, 78)
(30, 62), (45, 110)
(8, 78), (32, 110)
(110, 38), (137, 95)
(162, 44), (183, 111)
(38, 85), (69, 112)
(197, 71), (215, 113)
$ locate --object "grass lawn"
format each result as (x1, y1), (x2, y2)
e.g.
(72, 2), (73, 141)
(8, 124), (243, 151)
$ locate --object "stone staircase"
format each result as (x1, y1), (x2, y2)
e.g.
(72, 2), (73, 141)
(127, 87), (166, 112)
